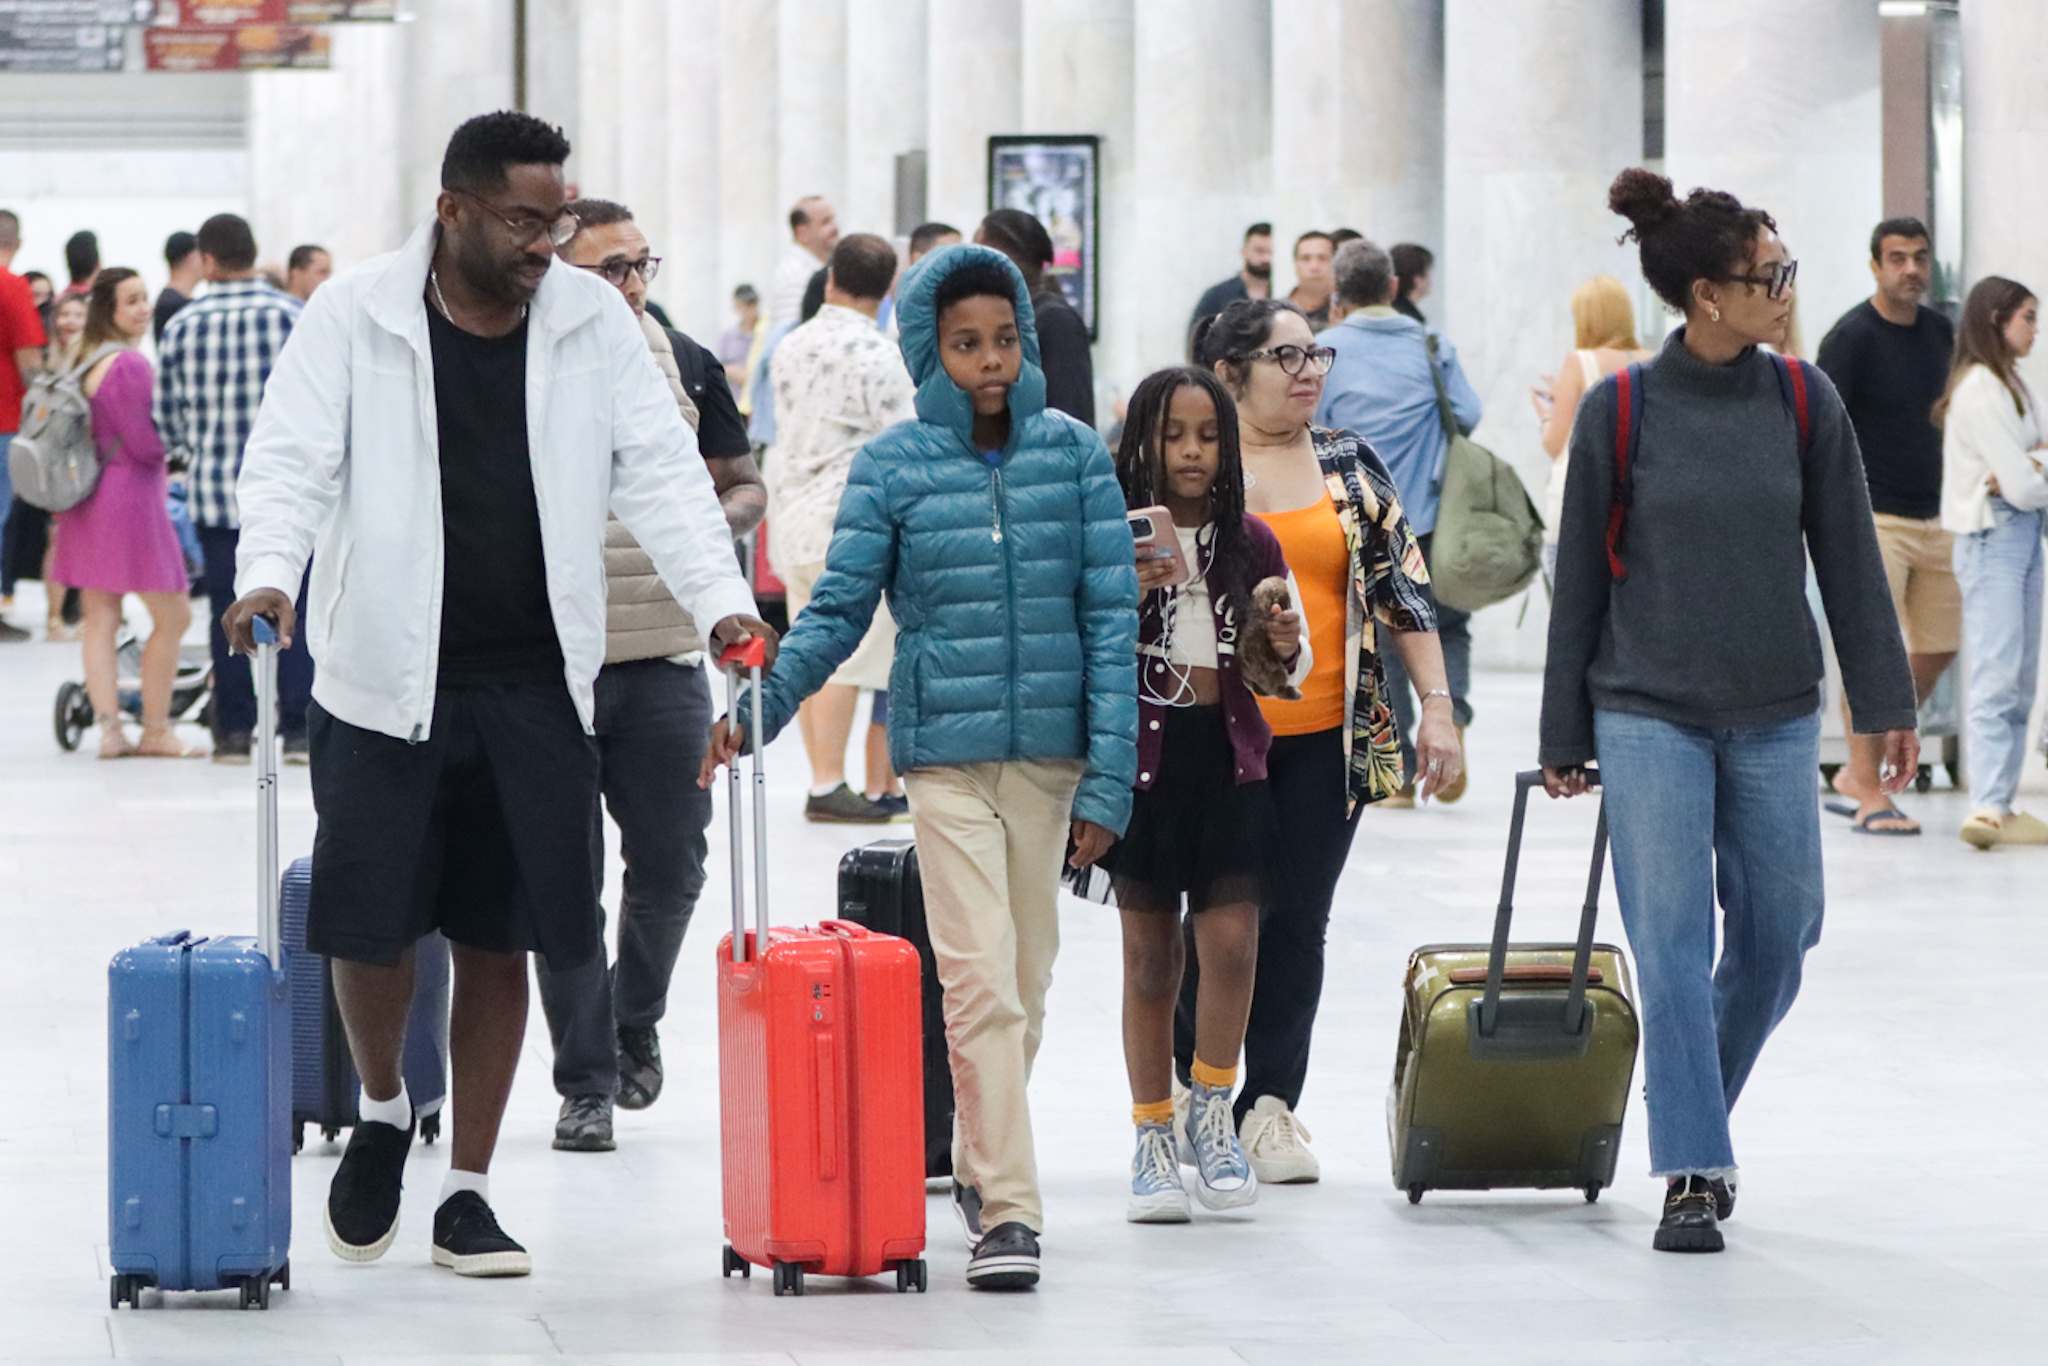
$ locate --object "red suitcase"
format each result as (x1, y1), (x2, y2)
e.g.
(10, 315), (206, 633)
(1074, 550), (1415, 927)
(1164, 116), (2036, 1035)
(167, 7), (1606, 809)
(715, 641), (928, 1297)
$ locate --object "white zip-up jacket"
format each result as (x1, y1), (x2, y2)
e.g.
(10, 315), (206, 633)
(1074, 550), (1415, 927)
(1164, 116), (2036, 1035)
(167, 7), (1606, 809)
(233, 217), (758, 742)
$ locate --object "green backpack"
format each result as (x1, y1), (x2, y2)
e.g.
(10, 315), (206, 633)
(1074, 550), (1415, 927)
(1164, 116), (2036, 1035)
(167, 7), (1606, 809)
(1421, 333), (1543, 613)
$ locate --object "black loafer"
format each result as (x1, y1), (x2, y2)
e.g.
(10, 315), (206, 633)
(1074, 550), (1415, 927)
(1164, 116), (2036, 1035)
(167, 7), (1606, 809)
(1653, 1176), (1725, 1253)
(1709, 1177), (1735, 1222)
(324, 1118), (413, 1261)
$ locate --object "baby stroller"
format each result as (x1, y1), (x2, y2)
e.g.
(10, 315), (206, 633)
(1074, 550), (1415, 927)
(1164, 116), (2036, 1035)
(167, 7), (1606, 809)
(53, 629), (213, 751)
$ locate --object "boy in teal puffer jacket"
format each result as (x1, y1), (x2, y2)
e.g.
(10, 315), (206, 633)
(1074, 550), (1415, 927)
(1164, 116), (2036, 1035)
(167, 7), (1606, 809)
(703, 244), (1138, 1290)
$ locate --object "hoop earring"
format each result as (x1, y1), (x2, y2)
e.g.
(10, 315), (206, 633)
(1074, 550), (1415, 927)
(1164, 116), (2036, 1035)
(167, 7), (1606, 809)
(1709, 306), (1722, 323)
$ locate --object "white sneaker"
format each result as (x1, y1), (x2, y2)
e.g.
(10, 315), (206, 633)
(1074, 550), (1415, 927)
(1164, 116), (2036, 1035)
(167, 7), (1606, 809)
(1186, 1081), (1258, 1210)
(1171, 1077), (1193, 1165)
(1239, 1095), (1319, 1184)
(1127, 1122), (1192, 1223)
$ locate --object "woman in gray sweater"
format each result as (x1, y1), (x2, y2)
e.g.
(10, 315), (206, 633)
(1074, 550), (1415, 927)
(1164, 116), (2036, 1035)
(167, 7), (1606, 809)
(1540, 169), (1918, 1254)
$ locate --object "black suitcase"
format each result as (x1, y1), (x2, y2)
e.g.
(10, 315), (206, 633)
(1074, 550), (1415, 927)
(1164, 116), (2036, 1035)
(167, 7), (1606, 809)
(837, 840), (954, 1180)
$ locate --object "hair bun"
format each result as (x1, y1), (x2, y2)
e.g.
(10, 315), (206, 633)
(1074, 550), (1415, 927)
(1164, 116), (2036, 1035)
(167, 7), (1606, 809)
(1609, 167), (1680, 242)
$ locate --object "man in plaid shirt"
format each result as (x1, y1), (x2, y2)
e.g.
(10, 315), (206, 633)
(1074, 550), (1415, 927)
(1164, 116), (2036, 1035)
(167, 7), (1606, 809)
(155, 213), (309, 763)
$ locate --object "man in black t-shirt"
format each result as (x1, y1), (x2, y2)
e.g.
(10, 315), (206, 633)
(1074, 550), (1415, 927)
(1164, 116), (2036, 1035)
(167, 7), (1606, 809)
(152, 230), (202, 343)
(976, 208), (1096, 427)
(537, 196), (766, 1154)
(1817, 217), (1957, 835)
(1187, 222), (1273, 355)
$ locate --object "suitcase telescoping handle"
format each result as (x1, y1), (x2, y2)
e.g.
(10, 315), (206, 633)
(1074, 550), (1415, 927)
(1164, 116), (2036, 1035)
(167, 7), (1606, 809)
(721, 638), (771, 964)
(253, 616), (282, 970)
(1477, 770), (1607, 1044)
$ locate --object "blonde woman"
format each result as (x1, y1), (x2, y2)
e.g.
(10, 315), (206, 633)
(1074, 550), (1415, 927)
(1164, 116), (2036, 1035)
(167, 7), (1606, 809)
(1532, 276), (1655, 560)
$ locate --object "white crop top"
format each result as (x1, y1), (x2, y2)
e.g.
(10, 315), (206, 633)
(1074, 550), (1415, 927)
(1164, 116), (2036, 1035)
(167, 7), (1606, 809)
(1163, 526), (1218, 670)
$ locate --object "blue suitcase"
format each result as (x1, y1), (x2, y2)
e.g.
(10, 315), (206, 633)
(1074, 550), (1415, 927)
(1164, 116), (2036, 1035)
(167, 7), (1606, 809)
(108, 620), (292, 1309)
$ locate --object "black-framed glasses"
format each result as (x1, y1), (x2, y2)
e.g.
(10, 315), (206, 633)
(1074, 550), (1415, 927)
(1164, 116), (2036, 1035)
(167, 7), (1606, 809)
(576, 256), (662, 286)
(1730, 258), (1798, 299)
(1240, 344), (1337, 376)
(453, 188), (582, 250)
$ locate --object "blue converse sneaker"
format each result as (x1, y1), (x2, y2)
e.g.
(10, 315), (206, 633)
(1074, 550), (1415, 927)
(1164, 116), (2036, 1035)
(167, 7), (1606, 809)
(1127, 1122), (1192, 1224)
(1184, 1079), (1258, 1210)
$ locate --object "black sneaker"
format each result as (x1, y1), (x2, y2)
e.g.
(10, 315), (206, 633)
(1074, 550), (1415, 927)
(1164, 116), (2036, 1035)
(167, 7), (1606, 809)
(804, 783), (892, 824)
(282, 733), (311, 766)
(615, 1024), (663, 1110)
(870, 792), (912, 821)
(951, 1180), (984, 1250)
(212, 730), (253, 765)
(966, 1220), (1040, 1290)
(431, 1191), (532, 1277)
(552, 1094), (615, 1151)
(1653, 1176), (1725, 1253)
(324, 1117), (412, 1261)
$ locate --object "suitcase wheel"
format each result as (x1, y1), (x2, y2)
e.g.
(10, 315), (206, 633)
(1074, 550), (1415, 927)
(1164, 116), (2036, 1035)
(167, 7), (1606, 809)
(237, 1275), (271, 1310)
(293, 1122), (305, 1155)
(111, 1273), (154, 1309)
(321, 1126), (340, 1143)
(772, 1261), (805, 1297)
(721, 1245), (751, 1279)
(273, 1259), (291, 1290)
(419, 1112), (441, 1145)
(1406, 1184), (1425, 1205)
(894, 1259), (927, 1293)
(1584, 1183), (1602, 1204)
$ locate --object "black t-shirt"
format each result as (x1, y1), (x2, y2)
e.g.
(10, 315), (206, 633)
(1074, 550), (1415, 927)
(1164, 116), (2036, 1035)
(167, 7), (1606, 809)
(665, 326), (751, 458)
(1188, 276), (1250, 339)
(426, 304), (564, 687)
(153, 287), (190, 344)
(1816, 300), (1955, 520)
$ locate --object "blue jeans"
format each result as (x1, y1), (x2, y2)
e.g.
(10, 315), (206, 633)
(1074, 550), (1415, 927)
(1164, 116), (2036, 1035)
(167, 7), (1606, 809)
(198, 525), (314, 739)
(1594, 709), (1825, 1179)
(1953, 499), (2044, 814)
(0, 433), (12, 592)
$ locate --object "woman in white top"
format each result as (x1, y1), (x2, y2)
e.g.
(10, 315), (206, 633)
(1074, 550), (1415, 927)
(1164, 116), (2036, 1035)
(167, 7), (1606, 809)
(1531, 275), (1655, 568)
(1937, 275), (2047, 848)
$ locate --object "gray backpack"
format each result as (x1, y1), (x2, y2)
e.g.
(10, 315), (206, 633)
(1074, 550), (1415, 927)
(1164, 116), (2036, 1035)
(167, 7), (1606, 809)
(1420, 333), (1544, 613)
(9, 342), (125, 513)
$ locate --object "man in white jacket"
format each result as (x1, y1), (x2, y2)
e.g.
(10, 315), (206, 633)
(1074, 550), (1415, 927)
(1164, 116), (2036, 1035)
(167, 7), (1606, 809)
(222, 112), (774, 1279)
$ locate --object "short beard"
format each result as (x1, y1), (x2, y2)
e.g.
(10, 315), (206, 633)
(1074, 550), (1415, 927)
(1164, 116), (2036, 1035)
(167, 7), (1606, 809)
(1245, 261), (1272, 281)
(452, 228), (541, 307)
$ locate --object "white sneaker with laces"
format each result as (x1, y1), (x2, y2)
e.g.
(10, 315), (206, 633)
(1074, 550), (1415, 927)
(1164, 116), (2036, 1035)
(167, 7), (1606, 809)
(1127, 1122), (1192, 1223)
(1186, 1081), (1258, 1210)
(1239, 1094), (1319, 1184)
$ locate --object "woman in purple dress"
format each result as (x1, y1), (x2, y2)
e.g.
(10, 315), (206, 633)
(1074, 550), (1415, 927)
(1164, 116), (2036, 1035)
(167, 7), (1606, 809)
(52, 268), (196, 757)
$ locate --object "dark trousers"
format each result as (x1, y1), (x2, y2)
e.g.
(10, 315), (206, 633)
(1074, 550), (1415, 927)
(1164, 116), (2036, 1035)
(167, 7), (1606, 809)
(536, 659), (715, 1098)
(199, 525), (313, 739)
(1176, 725), (1360, 1124)
(1380, 531), (1473, 774)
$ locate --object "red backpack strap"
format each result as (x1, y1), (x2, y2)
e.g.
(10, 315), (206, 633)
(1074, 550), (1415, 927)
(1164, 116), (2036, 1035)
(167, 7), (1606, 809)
(1770, 352), (1814, 456)
(1605, 364), (1643, 581)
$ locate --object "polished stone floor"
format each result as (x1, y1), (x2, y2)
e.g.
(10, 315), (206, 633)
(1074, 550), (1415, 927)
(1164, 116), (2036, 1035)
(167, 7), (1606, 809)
(3, 588), (2046, 1364)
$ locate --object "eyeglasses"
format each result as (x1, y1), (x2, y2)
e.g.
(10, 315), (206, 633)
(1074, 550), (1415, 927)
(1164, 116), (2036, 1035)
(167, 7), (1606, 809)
(576, 256), (662, 286)
(1729, 258), (1798, 300)
(453, 189), (582, 250)
(1239, 344), (1337, 376)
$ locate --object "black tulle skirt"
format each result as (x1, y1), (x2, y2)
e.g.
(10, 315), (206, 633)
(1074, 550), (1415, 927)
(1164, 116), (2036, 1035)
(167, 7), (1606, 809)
(1098, 704), (1275, 914)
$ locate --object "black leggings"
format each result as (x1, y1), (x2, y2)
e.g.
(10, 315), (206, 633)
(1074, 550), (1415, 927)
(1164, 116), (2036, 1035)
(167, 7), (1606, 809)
(1176, 725), (1361, 1124)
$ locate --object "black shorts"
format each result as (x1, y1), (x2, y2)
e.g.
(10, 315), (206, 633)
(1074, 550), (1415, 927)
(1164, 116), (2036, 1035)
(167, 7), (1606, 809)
(306, 683), (602, 970)
(1098, 704), (1275, 915)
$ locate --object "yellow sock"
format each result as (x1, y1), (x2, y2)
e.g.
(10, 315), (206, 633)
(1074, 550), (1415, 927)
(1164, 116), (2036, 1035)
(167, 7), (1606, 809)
(1132, 1098), (1175, 1127)
(1191, 1057), (1238, 1091)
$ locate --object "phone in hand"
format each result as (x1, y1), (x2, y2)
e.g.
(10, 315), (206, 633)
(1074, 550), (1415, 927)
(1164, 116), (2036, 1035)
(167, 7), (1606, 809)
(1127, 505), (1190, 588)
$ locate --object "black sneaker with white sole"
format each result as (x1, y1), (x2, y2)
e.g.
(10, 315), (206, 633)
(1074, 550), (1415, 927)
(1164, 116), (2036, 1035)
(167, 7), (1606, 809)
(951, 1180), (984, 1250)
(324, 1117), (413, 1262)
(1653, 1176), (1725, 1253)
(615, 1024), (663, 1111)
(967, 1220), (1040, 1290)
(432, 1191), (532, 1277)
(552, 1094), (616, 1151)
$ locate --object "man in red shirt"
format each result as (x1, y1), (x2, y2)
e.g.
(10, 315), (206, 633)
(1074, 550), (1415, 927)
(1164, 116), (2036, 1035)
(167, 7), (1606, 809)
(0, 209), (48, 641)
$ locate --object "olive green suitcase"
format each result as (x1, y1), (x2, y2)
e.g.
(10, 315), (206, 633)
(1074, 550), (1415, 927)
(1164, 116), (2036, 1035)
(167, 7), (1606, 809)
(1389, 770), (1638, 1204)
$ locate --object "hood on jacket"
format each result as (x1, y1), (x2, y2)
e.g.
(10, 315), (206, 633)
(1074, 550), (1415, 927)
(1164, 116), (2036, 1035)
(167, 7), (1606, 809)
(893, 242), (1048, 447)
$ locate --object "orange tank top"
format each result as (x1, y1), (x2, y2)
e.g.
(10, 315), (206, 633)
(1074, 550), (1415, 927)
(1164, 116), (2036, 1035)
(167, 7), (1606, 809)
(1254, 498), (1348, 736)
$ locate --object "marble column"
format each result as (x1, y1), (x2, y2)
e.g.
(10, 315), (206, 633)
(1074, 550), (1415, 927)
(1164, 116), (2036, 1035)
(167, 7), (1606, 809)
(777, 0), (848, 216)
(397, 0), (517, 226)
(926, 0), (1021, 230)
(574, 0), (624, 204)
(1021, 0), (1133, 407)
(612, 0), (672, 264)
(1270, 1), (1443, 294)
(719, 0), (780, 313)
(665, 0), (727, 339)
(844, 0), (928, 236)
(1131, 0), (1272, 373)
(1665, 0), (1882, 360)
(1443, 0), (1640, 668)
(522, 0), (582, 145)
(1962, 0), (2048, 395)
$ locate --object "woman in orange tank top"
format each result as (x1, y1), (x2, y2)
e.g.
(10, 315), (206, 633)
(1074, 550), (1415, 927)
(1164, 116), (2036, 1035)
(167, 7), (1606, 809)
(1166, 298), (1460, 1186)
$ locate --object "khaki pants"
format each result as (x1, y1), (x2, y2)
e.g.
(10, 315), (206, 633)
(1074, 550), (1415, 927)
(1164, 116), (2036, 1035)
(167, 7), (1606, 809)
(902, 757), (1084, 1233)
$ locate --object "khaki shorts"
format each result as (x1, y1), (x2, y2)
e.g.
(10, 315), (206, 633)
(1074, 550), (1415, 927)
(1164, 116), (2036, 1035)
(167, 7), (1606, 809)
(783, 559), (897, 691)
(1872, 513), (1962, 656)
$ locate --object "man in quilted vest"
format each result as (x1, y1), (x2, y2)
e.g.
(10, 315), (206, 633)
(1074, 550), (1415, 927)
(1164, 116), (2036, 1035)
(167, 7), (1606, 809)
(536, 198), (764, 1154)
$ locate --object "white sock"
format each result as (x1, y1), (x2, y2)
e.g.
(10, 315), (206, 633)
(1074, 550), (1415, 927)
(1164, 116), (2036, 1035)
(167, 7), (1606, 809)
(810, 782), (841, 798)
(358, 1082), (411, 1129)
(440, 1170), (489, 1205)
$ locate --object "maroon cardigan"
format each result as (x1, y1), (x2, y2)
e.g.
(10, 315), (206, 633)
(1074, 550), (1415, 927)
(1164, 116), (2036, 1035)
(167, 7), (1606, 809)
(1133, 514), (1292, 789)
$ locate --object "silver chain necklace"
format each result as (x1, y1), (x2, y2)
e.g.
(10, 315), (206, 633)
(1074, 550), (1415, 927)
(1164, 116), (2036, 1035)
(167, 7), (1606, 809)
(429, 267), (526, 324)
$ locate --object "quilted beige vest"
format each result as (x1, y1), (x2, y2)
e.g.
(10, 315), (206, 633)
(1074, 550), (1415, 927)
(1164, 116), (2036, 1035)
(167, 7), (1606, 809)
(605, 313), (707, 663)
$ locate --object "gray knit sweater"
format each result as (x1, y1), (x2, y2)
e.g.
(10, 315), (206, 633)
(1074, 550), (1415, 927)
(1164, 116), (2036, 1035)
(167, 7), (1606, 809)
(1539, 329), (1916, 768)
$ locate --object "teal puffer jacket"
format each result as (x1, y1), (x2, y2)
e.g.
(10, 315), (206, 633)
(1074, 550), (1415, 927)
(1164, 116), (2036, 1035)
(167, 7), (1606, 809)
(753, 245), (1138, 834)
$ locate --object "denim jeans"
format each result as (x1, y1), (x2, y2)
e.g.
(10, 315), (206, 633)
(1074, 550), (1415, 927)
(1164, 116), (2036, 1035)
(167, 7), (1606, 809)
(198, 526), (313, 739)
(0, 433), (13, 593)
(536, 659), (714, 1097)
(1381, 532), (1473, 775)
(1952, 499), (2044, 814)
(1594, 708), (1824, 1179)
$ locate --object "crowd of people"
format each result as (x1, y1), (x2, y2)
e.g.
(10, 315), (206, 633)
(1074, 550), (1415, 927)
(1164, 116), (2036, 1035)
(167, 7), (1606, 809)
(3, 100), (2044, 1292)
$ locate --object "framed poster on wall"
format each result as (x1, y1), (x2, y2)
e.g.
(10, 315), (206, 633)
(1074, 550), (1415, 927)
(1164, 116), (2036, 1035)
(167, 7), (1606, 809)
(987, 135), (1099, 339)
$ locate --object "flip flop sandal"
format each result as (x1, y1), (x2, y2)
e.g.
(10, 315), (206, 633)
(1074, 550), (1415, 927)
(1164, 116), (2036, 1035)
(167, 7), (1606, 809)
(1852, 807), (1921, 836)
